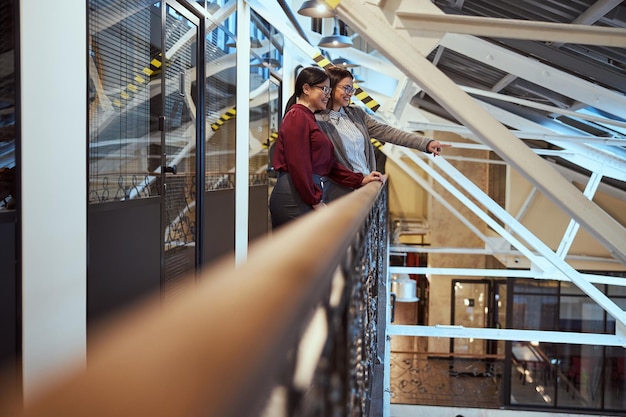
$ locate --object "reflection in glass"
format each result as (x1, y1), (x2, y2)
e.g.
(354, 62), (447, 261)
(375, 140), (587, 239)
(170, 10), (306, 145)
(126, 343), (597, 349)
(510, 341), (556, 406)
(162, 4), (198, 256)
(509, 279), (626, 412)
(605, 346), (626, 410)
(203, 9), (277, 190)
(453, 281), (488, 356)
(0, 0), (16, 211)
(88, 1), (158, 203)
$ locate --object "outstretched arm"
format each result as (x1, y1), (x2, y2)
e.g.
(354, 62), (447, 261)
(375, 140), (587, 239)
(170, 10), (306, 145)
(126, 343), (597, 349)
(427, 140), (452, 157)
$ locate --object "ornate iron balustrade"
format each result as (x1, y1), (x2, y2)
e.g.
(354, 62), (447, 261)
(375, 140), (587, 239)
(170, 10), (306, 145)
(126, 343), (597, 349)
(4, 180), (388, 417)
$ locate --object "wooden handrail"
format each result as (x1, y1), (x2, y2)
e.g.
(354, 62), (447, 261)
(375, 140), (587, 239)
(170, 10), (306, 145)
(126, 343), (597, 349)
(4, 180), (384, 417)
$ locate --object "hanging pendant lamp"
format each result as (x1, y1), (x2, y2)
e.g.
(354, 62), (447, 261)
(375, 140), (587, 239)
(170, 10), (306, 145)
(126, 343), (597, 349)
(318, 17), (352, 48)
(331, 57), (359, 68)
(226, 37), (263, 48)
(297, 0), (335, 18)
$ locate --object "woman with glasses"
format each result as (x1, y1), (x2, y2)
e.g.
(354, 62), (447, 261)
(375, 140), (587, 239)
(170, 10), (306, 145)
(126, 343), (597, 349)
(316, 66), (450, 202)
(269, 66), (384, 229)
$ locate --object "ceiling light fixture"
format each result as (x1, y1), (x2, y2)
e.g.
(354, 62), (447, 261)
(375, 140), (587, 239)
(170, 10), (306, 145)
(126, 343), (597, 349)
(318, 17), (352, 48)
(331, 57), (359, 68)
(297, 0), (335, 18)
(226, 37), (263, 49)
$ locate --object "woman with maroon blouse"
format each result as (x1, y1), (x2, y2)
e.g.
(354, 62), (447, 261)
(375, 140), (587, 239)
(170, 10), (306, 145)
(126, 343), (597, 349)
(269, 66), (384, 229)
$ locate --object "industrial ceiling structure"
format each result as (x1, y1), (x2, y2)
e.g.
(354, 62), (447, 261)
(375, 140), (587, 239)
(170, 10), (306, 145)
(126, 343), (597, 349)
(238, 0), (626, 345)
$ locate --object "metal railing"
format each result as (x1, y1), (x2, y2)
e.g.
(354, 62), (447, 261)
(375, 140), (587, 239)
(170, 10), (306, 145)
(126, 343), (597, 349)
(6, 180), (388, 417)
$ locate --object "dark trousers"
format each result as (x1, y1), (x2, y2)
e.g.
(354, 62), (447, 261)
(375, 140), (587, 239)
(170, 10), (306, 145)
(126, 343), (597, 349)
(269, 172), (323, 229)
(321, 179), (352, 203)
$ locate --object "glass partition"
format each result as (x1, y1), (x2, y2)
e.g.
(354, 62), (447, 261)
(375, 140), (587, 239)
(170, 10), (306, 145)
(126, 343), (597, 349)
(203, 8), (279, 191)
(508, 278), (626, 413)
(0, 0), (16, 211)
(88, 1), (158, 203)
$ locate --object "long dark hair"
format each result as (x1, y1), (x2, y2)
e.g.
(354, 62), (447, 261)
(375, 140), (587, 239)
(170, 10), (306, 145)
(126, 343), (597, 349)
(284, 66), (329, 113)
(325, 66), (353, 110)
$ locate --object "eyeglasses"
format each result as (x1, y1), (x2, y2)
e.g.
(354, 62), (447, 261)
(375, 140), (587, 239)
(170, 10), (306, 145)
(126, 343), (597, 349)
(338, 85), (355, 94)
(312, 85), (331, 95)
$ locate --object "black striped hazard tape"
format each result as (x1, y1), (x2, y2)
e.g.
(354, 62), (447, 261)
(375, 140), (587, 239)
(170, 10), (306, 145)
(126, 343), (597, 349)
(211, 107), (237, 131)
(371, 138), (384, 149)
(112, 54), (163, 108)
(313, 1), (381, 112)
(262, 131), (279, 149)
(312, 51), (380, 113)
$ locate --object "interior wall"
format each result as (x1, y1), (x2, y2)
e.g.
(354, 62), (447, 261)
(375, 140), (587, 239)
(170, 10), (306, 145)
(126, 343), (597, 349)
(20, 0), (87, 402)
(427, 133), (490, 353)
(386, 132), (490, 353)
(504, 168), (626, 271)
(386, 157), (428, 222)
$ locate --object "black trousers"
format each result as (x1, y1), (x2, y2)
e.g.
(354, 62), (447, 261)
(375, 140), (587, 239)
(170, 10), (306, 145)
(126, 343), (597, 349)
(269, 172), (323, 229)
(321, 179), (353, 203)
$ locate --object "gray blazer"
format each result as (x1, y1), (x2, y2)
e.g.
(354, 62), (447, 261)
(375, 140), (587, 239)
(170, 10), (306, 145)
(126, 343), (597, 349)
(315, 105), (433, 201)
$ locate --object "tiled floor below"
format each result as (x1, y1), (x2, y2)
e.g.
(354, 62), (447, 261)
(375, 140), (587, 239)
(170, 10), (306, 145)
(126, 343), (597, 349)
(390, 352), (502, 409)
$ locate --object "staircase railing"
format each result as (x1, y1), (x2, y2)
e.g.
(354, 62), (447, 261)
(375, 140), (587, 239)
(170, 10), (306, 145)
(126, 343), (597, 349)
(5, 180), (388, 417)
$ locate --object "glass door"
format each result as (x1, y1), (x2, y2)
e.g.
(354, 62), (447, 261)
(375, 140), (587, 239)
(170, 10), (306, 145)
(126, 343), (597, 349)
(160, 1), (201, 297)
(451, 279), (507, 378)
(452, 280), (489, 356)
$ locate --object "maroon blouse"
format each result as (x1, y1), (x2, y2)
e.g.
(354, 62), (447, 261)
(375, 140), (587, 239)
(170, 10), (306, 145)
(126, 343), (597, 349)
(273, 104), (364, 205)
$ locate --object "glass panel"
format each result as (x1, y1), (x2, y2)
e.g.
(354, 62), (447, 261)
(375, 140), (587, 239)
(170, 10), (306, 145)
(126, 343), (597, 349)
(604, 346), (626, 410)
(560, 295), (604, 333)
(605, 297), (626, 334)
(511, 293), (558, 331)
(204, 13), (236, 190)
(203, 9), (279, 190)
(510, 341), (556, 407)
(494, 282), (507, 355)
(513, 279), (559, 295)
(561, 280), (604, 295)
(0, 0), (16, 211)
(248, 23), (280, 187)
(88, 1), (158, 203)
(607, 281), (626, 297)
(557, 344), (603, 409)
(452, 281), (487, 356)
(162, 4), (198, 288)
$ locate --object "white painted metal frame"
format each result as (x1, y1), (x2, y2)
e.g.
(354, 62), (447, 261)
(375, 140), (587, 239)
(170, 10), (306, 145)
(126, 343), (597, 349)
(436, 150), (624, 324)
(237, 0), (626, 325)
(227, 3), (626, 417)
(334, 1), (626, 264)
(235, 0), (251, 263)
(387, 325), (626, 347)
(395, 12), (626, 47)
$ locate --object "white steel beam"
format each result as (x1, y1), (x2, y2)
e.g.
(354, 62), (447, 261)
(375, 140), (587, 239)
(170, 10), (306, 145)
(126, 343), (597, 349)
(389, 267), (626, 286)
(386, 144), (541, 263)
(235, 0), (250, 263)
(407, 121), (626, 148)
(556, 172), (602, 259)
(514, 187), (538, 224)
(574, 0), (623, 24)
(333, 0), (626, 264)
(439, 33), (626, 119)
(428, 154), (626, 325)
(388, 325), (626, 347)
(386, 142), (621, 268)
(394, 12), (626, 47)
(386, 142), (626, 322)
(459, 85), (626, 130)
(384, 147), (496, 250)
(408, 102), (626, 184)
(551, 0), (623, 47)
